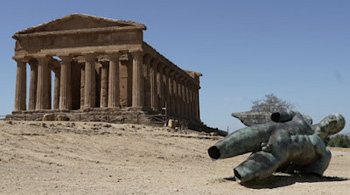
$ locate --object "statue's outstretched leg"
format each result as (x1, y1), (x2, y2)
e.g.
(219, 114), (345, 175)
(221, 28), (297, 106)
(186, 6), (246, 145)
(234, 151), (280, 182)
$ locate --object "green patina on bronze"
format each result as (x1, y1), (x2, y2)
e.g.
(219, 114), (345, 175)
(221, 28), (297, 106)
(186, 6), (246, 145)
(208, 110), (345, 183)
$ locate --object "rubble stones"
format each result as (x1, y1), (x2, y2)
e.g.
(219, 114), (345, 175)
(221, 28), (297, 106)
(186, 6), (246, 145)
(43, 114), (55, 121)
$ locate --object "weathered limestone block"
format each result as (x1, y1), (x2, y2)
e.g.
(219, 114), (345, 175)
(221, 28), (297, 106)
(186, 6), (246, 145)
(56, 115), (69, 121)
(168, 119), (176, 128)
(43, 114), (55, 121)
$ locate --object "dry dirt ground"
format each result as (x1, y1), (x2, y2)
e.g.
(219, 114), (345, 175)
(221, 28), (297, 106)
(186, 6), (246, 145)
(0, 120), (350, 195)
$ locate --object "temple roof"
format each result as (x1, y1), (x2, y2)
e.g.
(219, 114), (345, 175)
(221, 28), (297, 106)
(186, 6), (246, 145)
(13, 14), (146, 38)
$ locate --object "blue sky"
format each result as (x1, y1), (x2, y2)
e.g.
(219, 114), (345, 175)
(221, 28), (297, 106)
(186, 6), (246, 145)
(0, 1), (349, 133)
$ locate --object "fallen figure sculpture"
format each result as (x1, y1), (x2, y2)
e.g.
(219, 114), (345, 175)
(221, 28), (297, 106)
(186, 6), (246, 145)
(208, 110), (345, 183)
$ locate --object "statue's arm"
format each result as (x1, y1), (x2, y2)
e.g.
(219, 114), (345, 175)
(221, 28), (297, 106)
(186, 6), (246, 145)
(271, 110), (313, 125)
(271, 110), (298, 122)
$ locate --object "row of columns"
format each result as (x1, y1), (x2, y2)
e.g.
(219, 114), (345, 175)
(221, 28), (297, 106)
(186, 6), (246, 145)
(13, 50), (200, 121)
(145, 57), (200, 120)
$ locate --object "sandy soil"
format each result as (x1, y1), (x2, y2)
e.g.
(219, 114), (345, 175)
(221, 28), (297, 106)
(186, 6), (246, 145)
(0, 120), (349, 195)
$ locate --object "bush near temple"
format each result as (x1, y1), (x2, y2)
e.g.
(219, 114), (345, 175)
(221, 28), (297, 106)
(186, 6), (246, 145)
(328, 135), (350, 148)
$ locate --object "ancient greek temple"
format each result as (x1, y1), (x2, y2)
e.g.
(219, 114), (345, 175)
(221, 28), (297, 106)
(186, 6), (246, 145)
(8, 14), (204, 126)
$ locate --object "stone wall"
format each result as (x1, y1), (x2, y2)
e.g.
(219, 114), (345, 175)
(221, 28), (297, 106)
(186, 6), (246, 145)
(6, 110), (227, 136)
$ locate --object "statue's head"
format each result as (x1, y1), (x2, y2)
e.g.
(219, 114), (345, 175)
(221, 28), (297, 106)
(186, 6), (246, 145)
(317, 113), (345, 139)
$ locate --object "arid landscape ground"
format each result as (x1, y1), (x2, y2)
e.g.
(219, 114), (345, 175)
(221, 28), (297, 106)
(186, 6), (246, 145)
(1, 120), (349, 194)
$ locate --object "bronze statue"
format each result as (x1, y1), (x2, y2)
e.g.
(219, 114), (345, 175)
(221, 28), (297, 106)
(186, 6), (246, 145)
(208, 110), (345, 183)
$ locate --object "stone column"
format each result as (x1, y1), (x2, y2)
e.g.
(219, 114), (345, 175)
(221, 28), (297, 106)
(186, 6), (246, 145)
(150, 59), (158, 111)
(107, 52), (121, 108)
(177, 77), (184, 117)
(28, 60), (38, 111)
(131, 50), (144, 108)
(196, 86), (200, 120)
(186, 82), (191, 119)
(192, 85), (200, 120)
(143, 56), (151, 109)
(181, 79), (186, 118)
(36, 56), (51, 110)
(186, 83), (191, 120)
(191, 85), (196, 120)
(163, 67), (170, 112)
(95, 63), (102, 108)
(188, 84), (194, 120)
(14, 58), (27, 111)
(100, 61), (109, 108)
(183, 80), (188, 119)
(47, 67), (52, 109)
(171, 72), (177, 115)
(181, 79), (186, 117)
(168, 70), (174, 115)
(80, 64), (85, 109)
(59, 56), (72, 110)
(173, 74), (179, 115)
(83, 53), (96, 109)
(180, 79), (185, 118)
(186, 84), (190, 119)
(53, 67), (60, 110)
(192, 85), (197, 120)
(157, 63), (163, 110)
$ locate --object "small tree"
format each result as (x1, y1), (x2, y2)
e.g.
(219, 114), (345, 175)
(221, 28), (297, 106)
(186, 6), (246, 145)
(251, 93), (295, 112)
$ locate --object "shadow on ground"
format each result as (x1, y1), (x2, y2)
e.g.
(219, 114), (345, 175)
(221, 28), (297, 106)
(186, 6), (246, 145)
(224, 174), (349, 189)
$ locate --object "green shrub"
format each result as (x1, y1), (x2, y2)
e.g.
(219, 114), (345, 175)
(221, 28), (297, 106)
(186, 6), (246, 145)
(328, 135), (350, 148)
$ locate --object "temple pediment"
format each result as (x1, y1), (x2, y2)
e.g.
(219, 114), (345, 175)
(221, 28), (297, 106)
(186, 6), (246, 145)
(14, 14), (146, 36)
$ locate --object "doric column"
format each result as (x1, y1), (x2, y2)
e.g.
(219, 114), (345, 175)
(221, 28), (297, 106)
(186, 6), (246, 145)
(157, 63), (163, 110)
(181, 79), (186, 117)
(186, 83), (191, 119)
(194, 87), (199, 120)
(188, 84), (194, 120)
(143, 55), (151, 109)
(196, 86), (200, 120)
(183, 79), (188, 119)
(191, 85), (196, 120)
(186, 82), (191, 119)
(28, 60), (38, 111)
(150, 59), (158, 110)
(80, 64), (85, 109)
(163, 67), (170, 112)
(192, 85), (200, 120)
(186, 83), (191, 120)
(168, 70), (174, 115)
(14, 58), (27, 111)
(47, 66), (52, 109)
(107, 52), (121, 108)
(36, 56), (51, 110)
(180, 79), (185, 118)
(173, 74), (179, 115)
(191, 85), (197, 120)
(100, 61), (109, 108)
(177, 77), (184, 117)
(59, 56), (72, 110)
(131, 50), (144, 108)
(83, 53), (96, 109)
(53, 67), (60, 110)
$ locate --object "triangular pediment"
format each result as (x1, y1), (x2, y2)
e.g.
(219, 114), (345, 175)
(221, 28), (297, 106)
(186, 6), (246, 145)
(16, 14), (146, 35)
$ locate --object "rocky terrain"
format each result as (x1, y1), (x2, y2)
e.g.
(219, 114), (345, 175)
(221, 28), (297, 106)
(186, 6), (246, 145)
(0, 120), (349, 194)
